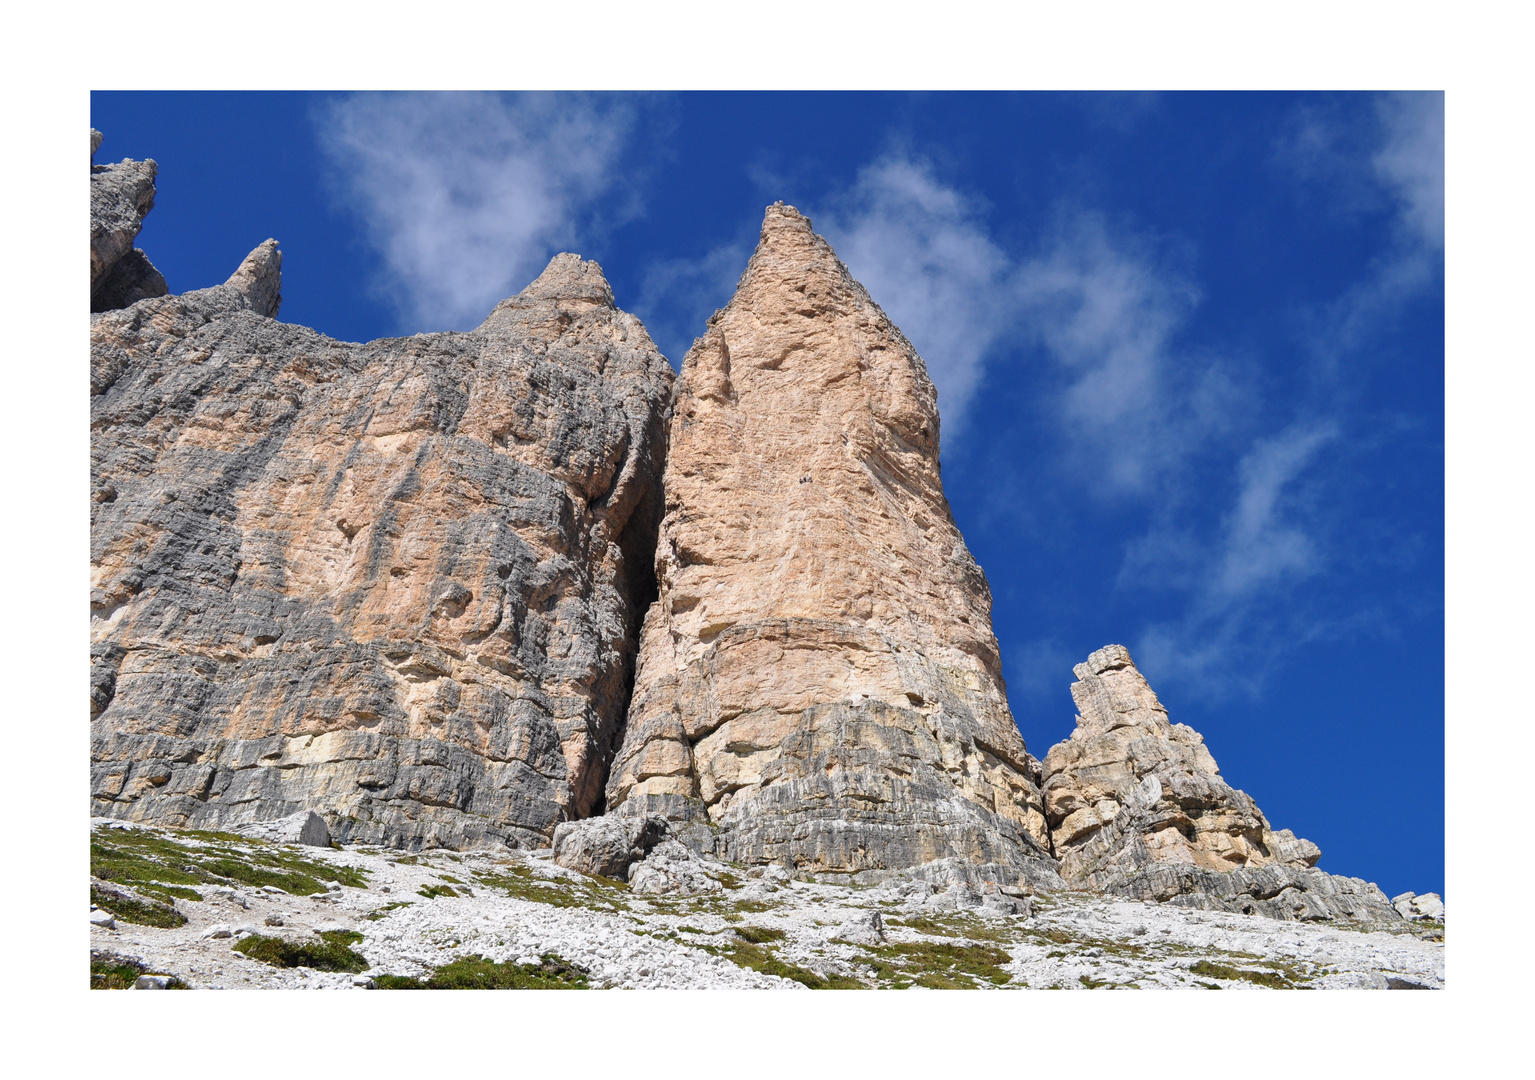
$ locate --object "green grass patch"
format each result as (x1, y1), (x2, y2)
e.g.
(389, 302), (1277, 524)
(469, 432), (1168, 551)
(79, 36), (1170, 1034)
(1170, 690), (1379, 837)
(418, 884), (459, 899)
(91, 884), (185, 928)
(1189, 960), (1292, 989)
(735, 925), (786, 944)
(90, 824), (366, 898)
(473, 864), (628, 911)
(437, 874), (465, 885)
(732, 899), (776, 913)
(233, 933), (369, 973)
(91, 954), (144, 989)
(1023, 926), (1145, 957)
(377, 953), (588, 989)
(866, 941), (1013, 989)
(890, 916), (1012, 943)
(364, 902), (413, 920)
(707, 940), (862, 989)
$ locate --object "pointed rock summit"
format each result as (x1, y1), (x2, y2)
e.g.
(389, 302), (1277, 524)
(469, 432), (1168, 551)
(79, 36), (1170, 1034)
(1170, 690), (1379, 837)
(1041, 646), (1396, 920)
(606, 204), (1056, 884)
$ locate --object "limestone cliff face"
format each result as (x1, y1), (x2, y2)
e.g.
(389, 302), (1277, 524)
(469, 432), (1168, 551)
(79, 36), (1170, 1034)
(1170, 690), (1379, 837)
(606, 204), (1055, 883)
(1042, 646), (1395, 921)
(91, 243), (673, 850)
(90, 130), (169, 312)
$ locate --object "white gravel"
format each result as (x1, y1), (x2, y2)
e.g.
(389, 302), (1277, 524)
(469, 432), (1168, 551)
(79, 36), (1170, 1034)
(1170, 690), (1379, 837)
(89, 822), (1443, 989)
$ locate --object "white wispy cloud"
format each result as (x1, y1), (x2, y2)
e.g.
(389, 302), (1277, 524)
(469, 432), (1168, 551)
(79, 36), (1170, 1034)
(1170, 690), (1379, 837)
(1209, 421), (1339, 607)
(315, 92), (637, 332)
(1281, 91), (1444, 364)
(1122, 93), (1442, 696)
(1374, 91), (1444, 250)
(819, 154), (1016, 427)
(1013, 214), (1210, 494)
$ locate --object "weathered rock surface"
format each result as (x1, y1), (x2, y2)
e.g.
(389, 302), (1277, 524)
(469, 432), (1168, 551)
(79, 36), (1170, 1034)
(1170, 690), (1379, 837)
(235, 810), (332, 847)
(1392, 892), (1445, 921)
(1042, 645), (1398, 921)
(605, 203), (1057, 887)
(626, 840), (724, 896)
(552, 813), (667, 879)
(91, 237), (673, 850)
(90, 130), (168, 312)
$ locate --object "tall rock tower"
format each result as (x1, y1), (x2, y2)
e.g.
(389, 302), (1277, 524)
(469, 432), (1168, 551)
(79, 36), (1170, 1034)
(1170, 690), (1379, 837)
(606, 204), (1055, 883)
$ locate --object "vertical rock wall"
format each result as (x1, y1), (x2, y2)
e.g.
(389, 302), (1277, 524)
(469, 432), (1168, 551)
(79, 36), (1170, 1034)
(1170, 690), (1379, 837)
(606, 204), (1056, 884)
(91, 238), (673, 849)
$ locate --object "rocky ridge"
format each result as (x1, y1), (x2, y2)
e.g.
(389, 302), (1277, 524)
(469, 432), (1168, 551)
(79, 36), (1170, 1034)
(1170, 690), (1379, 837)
(88, 134), (1437, 952)
(91, 142), (674, 848)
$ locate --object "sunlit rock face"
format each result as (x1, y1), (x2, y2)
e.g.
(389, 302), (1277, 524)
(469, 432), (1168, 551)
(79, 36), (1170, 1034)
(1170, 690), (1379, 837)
(1041, 645), (1397, 921)
(91, 244), (673, 850)
(606, 204), (1057, 886)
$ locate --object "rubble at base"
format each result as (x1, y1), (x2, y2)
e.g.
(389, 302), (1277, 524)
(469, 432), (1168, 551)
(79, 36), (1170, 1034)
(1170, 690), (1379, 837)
(87, 819), (1444, 990)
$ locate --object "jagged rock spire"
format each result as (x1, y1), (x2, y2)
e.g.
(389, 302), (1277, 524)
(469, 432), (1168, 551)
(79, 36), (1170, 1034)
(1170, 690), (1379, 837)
(223, 239), (282, 318)
(1041, 646), (1396, 920)
(605, 203), (1056, 885)
(89, 130), (169, 312)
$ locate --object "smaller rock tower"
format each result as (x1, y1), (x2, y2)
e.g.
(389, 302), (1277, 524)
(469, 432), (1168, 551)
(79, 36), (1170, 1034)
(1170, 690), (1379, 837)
(1041, 645), (1396, 920)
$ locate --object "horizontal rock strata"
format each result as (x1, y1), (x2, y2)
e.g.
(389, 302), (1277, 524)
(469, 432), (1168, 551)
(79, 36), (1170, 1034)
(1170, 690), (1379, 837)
(605, 204), (1057, 887)
(91, 241), (672, 850)
(1041, 645), (1396, 921)
(91, 130), (168, 312)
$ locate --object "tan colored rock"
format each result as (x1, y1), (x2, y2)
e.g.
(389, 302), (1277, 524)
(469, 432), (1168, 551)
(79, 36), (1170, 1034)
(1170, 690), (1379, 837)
(1044, 644), (1317, 875)
(605, 204), (1055, 885)
(91, 242), (672, 850)
(1042, 646), (1397, 921)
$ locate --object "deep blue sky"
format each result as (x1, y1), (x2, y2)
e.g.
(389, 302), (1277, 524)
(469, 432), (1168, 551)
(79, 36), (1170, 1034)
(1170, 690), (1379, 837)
(91, 91), (1443, 898)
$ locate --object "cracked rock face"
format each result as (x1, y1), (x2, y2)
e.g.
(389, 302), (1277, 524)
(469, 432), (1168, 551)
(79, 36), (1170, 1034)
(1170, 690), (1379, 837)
(91, 247), (673, 850)
(90, 130), (169, 312)
(605, 204), (1056, 886)
(1042, 646), (1396, 921)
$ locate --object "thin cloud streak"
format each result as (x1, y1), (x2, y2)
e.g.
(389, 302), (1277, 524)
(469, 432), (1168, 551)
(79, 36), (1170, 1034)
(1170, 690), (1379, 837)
(1013, 214), (1207, 495)
(316, 92), (637, 332)
(820, 155), (1015, 428)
